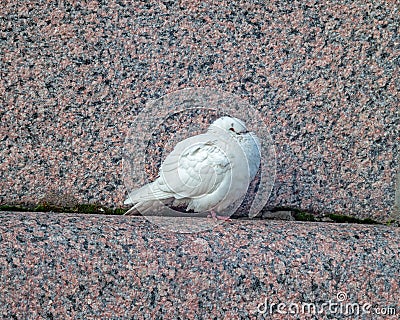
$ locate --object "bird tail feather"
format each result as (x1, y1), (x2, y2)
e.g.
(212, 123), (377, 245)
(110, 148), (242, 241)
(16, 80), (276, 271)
(124, 200), (157, 216)
(124, 182), (171, 215)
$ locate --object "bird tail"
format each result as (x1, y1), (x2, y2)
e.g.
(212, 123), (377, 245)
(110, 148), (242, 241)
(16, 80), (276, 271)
(124, 182), (171, 215)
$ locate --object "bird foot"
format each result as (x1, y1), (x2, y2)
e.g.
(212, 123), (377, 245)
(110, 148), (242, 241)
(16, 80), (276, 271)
(207, 210), (231, 221)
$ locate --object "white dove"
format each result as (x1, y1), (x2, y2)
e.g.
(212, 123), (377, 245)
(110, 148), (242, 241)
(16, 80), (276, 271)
(124, 116), (261, 219)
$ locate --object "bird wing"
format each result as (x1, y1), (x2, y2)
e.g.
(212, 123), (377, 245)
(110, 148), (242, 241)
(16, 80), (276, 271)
(157, 134), (231, 199)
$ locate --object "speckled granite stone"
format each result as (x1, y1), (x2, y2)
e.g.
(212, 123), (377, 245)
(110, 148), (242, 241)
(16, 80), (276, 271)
(0, 212), (399, 319)
(0, 1), (399, 221)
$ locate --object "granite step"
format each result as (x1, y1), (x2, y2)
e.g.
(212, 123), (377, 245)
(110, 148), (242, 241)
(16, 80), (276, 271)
(1, 212), (398, 319)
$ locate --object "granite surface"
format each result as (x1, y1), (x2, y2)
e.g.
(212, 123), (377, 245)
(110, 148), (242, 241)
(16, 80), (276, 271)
(0, 212), (399, 319)
(0, 1), (399, 221)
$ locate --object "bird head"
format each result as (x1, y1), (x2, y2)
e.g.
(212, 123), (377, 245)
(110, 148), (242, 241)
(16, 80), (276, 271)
(209, 116), (249, 135)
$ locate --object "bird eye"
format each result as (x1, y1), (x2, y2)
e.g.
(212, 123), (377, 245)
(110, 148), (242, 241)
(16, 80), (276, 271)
(229, 127), (236, 132)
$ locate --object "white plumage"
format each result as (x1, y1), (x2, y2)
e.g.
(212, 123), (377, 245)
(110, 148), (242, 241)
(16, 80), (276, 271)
(124, 116), (261, 217)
